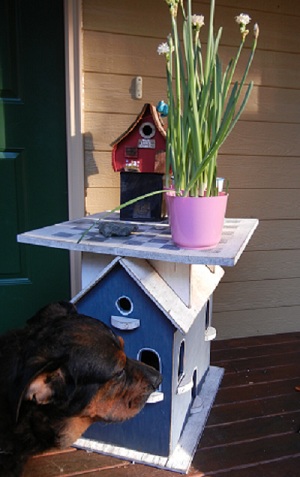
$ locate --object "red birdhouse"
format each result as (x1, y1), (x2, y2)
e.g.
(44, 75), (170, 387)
(111, 103), (166, 173)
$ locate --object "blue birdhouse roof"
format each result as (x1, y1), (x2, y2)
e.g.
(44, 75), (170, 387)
(73, 257), (224, 334)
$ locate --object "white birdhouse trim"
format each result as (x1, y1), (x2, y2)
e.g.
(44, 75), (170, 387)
(110, 315), (140, 330)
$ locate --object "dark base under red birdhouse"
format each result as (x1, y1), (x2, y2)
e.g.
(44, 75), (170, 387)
(120, 172), (163, 221)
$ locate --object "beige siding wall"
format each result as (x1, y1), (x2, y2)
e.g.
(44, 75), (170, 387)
(82, 0), (300, 338)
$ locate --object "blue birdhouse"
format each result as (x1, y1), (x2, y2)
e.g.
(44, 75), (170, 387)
(72, 257), (224, 472)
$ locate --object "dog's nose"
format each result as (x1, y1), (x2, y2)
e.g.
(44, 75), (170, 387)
(153, 372), (162, 389)
(128, 358), (162, 389)
(145, 365), (162, 389)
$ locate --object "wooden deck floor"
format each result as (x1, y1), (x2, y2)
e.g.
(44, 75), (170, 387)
(23, 332), (300, 477)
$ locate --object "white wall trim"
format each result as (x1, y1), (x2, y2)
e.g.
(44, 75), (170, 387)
(64, 0), (84, 296)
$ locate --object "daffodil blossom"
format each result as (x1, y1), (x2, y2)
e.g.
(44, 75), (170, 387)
(235, 13), (251, 26)
(235, 13), (251, 40)
(191, 14), (205, 31)
(157, 42), (170, 55)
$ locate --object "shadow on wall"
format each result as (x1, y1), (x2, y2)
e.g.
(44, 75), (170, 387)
(84, 131), (99, 188)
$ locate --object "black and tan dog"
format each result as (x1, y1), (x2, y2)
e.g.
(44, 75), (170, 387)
(0, 302), (162, 476)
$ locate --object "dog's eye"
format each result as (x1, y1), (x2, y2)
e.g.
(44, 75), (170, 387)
(115, 369), (125, 380)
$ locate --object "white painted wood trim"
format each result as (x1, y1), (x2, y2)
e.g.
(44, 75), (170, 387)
(64, 0), (84, 296)
(110, 315), (141, 330)
(146, 391), (164, 403)
(177, 379), (193, 395)
(150, 260), (192, 307)
(205, 326), (217, 341)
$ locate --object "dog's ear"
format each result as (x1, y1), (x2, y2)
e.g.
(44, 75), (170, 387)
(27, 301), (77, 327)
(24, 367), (65, 404)
(14, 357), (70, 422)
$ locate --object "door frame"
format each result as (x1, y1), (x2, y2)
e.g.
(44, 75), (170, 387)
(64, 0), (84, 296)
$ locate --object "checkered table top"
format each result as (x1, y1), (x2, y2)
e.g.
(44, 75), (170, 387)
(17, 212), (258, 266)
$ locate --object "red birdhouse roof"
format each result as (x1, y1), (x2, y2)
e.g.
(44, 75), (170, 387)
(111, 103), (166, 147)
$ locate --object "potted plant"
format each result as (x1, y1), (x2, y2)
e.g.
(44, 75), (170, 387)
(78, 0), (259, 248)
(157, 0), (259, 248)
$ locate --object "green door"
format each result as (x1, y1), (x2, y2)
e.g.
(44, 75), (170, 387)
(0, 0), (71, 332)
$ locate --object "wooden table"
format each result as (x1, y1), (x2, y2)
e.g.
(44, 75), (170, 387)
(17, 212), (258, 266)
(17, 213), (258, 473)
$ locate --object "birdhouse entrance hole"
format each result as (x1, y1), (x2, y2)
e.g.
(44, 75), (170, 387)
(205, 300), (210, 328)
(139, 349), (164, 402)
(191, 369), (198, 399)
(139, 348), (161, 372)
(178, 340), (185, 383)
(116, 295), (133, 315)
(139, 122), (155, 139)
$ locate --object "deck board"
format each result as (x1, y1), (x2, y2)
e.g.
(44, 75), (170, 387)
(23, 332), (300, 477)
(221, 362), (300, 388)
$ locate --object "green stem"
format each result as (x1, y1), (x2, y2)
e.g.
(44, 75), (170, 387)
(77, 189), (170, 243)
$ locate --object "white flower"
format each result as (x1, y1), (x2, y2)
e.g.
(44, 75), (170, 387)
(191, 14), (205, 30)
(235, 13), (251, 26)
(157, 42), (170, 55)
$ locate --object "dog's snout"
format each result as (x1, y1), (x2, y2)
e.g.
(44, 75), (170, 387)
(154, 374), (162, 390)
(153, 371), (162, 389)
(146, 366), (162, 390)
(127, 358), (162, 390)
